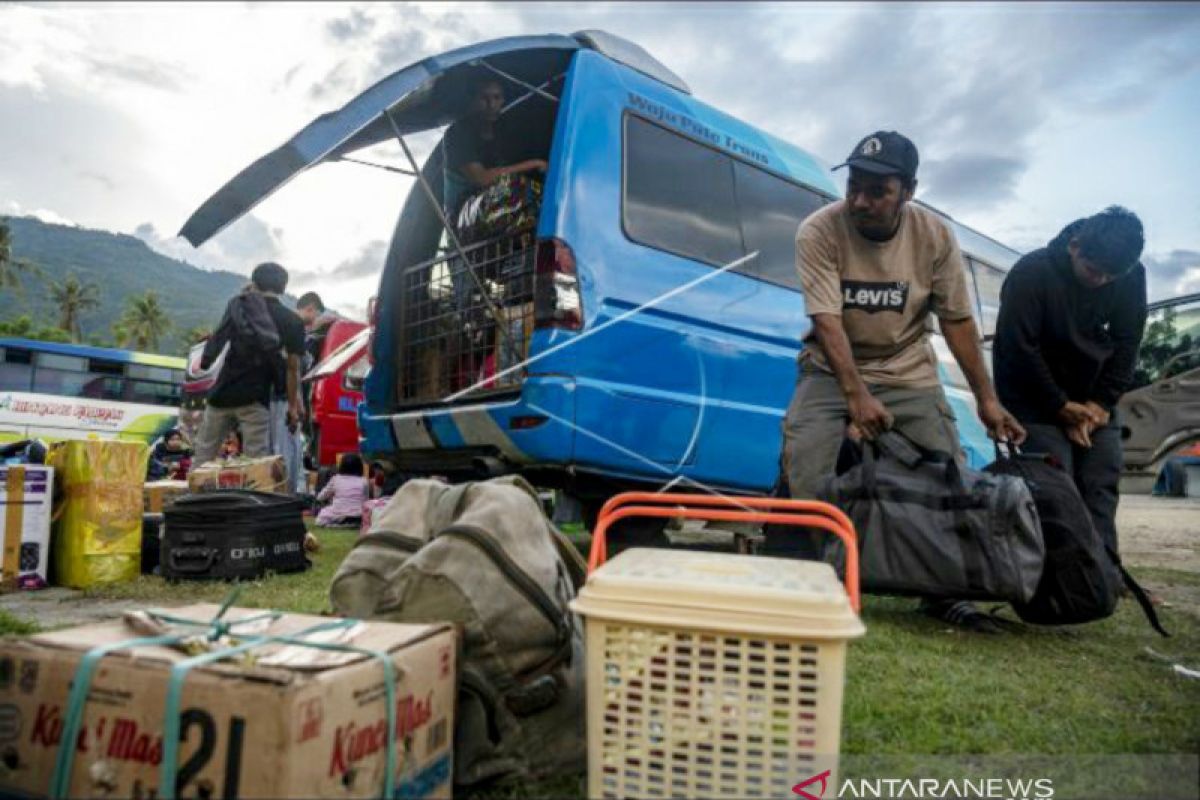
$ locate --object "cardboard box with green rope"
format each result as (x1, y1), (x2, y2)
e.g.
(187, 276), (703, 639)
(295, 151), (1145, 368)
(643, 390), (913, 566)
(0, 600), (455, 798)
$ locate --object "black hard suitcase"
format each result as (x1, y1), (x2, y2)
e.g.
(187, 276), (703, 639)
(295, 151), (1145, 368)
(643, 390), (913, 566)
(162, 490), (309, 581)
(141, 513), (163, 575)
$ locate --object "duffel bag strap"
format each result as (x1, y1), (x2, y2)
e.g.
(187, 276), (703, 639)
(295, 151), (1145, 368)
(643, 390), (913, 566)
(1107, 545), (1170, 637)
(875, 430), (924, 468)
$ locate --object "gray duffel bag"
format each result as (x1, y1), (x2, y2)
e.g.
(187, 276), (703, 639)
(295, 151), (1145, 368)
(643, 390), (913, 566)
(817, 431), (1044, 604)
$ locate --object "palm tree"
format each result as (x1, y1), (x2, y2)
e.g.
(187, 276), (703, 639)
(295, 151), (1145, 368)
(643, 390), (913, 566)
(0, 219), (38, 293)
(114, 290), (172, 352)
(48, 273), (101, 341)
(183, 326), (211, 345)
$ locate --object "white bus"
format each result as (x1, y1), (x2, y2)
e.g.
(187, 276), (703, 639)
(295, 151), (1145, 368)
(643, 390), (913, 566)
(0, 338), (186, 445)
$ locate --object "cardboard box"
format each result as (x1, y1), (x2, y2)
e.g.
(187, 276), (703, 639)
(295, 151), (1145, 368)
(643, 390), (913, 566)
(0, 604), (456, 798)
(143, 480), (189, 513)
(188, 456), (287, 494)
(0, 465), (53, 591)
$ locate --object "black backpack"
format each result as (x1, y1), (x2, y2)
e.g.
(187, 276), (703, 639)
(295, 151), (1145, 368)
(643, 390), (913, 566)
(201, 291), (283, 401)
(984, 449), (1168, 636)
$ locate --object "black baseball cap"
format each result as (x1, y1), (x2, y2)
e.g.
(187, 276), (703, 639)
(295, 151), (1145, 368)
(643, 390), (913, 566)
(832, 131), (919, 181)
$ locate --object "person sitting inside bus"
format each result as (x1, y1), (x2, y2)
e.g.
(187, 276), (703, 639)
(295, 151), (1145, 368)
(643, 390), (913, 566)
(147, 428), (193, 480)
(315, 453), (370, 527)
(442, 76), (548, 223)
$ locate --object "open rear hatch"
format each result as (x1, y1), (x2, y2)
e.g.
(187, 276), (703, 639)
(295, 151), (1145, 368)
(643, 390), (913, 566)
(179, 31), (688, 413)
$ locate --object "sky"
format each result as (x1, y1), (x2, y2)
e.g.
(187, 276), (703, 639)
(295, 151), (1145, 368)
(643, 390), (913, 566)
(2, 1), (1199, 319)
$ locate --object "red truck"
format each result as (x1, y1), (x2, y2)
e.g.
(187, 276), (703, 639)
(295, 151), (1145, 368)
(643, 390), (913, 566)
(303, 320), (369, 468)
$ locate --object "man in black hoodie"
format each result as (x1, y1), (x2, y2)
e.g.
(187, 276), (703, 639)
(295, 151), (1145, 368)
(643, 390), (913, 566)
(993, 206), (1147, 556)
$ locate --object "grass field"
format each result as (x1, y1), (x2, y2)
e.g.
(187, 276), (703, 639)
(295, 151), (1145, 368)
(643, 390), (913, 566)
(3, 525), (1197, 797)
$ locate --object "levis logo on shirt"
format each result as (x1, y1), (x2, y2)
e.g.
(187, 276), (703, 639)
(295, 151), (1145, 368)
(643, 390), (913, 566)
(841, 280), (909, 313)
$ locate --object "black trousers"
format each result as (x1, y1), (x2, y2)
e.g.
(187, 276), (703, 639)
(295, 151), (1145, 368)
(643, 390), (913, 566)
(1021, 412), (1123, 556)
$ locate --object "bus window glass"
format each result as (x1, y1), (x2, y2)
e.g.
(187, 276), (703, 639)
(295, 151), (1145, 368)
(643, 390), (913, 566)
(127, 364), (175, 383)
(128, 380), (180, 406)
(0, 363), (33, 392)
(0, 347), (33, 392)
(733, 162), (827, 290)
(33, 369), (97, 398)
(972, 259), (1007, 337)
(623, 115), (744, 267)
(37, 353), (86, 372)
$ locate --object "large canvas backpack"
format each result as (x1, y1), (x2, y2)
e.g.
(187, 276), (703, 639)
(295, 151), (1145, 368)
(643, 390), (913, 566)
(817, 432), (1044, 604)
(985, 450), (1168, 636)
(328, 476), (588, 787)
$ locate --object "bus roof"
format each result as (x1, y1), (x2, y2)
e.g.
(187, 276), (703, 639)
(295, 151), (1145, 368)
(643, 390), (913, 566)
(0, 338), (186, 369)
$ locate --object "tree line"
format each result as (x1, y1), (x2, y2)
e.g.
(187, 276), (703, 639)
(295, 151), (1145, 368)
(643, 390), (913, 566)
(0, 219), (209, 354)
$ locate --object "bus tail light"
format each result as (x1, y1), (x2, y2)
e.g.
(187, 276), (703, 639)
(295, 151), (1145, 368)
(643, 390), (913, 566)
(534, 238), (582, 331)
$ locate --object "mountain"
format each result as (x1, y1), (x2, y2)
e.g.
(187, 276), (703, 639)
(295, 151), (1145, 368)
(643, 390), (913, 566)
(1, 215), (262, 355)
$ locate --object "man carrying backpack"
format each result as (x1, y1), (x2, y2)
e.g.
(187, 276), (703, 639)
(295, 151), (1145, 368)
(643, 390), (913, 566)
(194, 262), (305, 467)
(776, 130), (1026, 633)
(993, 207), (1147, 558)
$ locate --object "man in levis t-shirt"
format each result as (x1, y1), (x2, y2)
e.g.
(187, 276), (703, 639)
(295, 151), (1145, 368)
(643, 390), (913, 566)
(777, 130), (1026, 633)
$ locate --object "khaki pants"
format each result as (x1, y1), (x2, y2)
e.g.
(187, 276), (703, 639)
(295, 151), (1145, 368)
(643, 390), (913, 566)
(193, 403), (270, 465)
(770, 369), (962, 557)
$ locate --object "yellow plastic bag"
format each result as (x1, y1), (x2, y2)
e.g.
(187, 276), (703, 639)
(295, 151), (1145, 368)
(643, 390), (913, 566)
(49, 440), (148, 588)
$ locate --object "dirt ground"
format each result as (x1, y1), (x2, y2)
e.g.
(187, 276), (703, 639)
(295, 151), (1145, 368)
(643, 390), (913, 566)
(3, 496), (1195, 628)
(1115, 495), (1199, 573)
(1116, 494), (1200, 618)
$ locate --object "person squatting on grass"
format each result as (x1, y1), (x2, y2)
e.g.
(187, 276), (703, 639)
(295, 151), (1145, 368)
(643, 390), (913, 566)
(992, 206), (1148, 559)
(772, 130), (1026, 634)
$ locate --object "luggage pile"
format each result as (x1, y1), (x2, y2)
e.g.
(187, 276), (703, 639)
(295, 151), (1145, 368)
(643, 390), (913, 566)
(817, 431), (1168, 634)
(454, 173), (543, 245)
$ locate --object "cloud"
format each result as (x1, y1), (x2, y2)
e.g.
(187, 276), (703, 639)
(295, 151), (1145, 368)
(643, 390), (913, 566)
(83, 53), (191, 93)
(134, 213), (286, 276)
(498, 2), (1200, 216)
(77, 170), (115, 191)
(921, 155), (1026, 210)
(306, 3), (480, 106)
(326, 8), (375, 42)
(1143, 249), (1200, 301)
(289, 239), (387, 288)
(203, 213), (287, 266)
(4, 200), (75, 226)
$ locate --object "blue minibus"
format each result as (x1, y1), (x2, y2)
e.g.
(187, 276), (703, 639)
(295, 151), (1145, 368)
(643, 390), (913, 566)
(181, 30), (1020, 527)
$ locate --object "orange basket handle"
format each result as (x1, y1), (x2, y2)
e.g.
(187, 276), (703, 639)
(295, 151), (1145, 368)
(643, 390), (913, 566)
(588, 496), (860, 613)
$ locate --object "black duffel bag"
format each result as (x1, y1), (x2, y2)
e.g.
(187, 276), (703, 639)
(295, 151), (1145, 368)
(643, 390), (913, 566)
(985, 448), (1168, 636)
(162, 490), (309, 581)
(818, 431), (1044, 603)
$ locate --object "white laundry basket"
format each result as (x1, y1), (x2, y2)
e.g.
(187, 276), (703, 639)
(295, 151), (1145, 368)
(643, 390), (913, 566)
(571, 493), (865, 799)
